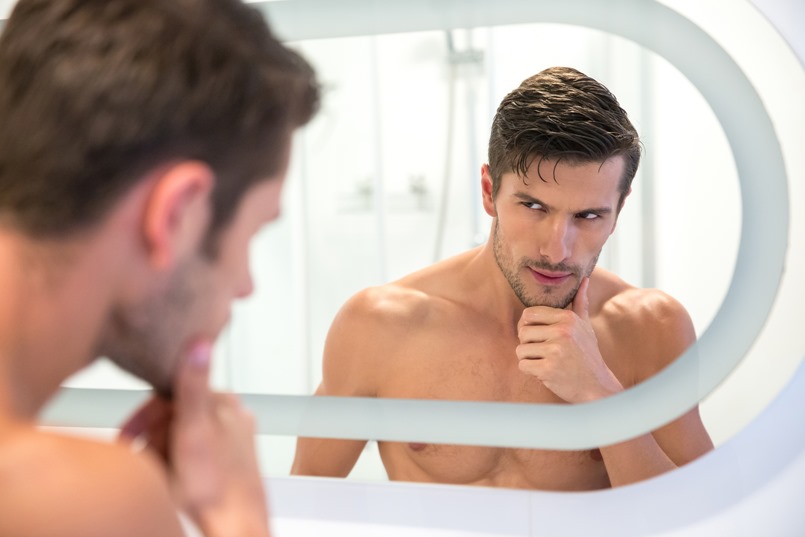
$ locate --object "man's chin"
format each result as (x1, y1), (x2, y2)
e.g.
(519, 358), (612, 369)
(151, 379), (174, 400)
(106, 355), (175, 400)
(132, 369), (174, 400)
(522, 289), (576, 309)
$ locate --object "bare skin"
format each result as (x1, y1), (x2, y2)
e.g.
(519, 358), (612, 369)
(0, 159), (288, 536)
(292, 156), (713, 490)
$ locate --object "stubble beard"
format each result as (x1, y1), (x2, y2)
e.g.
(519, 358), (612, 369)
(492, 219), (597, 309)
(98, 256), (206, 398)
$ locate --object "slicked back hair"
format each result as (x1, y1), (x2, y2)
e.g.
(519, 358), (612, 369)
(488, 66), (640, 208)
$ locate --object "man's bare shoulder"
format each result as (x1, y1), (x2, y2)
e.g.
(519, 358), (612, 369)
(593, 269), (692, 330)
(320, 256), (474, 397)
(0, 424), (183, 537)
(591, 268), (696, 381)
(335, 253), (473, 332)
(339, 283), (435, 328)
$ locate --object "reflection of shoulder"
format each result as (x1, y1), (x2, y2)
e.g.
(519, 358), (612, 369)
(336, 281), (437, 335)
(338, 252), (467, 332)
(603, 286), (693, 337)
(595, 269), (695, 378)
(0, 427), (179, 535)
(592, 267), (691, 330)
(322, 281), (444, 397)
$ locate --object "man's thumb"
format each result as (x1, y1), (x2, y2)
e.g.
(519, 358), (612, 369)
(572, 277), (590, 321)
(175, 341), (212, 420)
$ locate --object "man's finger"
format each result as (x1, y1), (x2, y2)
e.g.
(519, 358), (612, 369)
(175, 341), (213, 424)
(572, 277), (590, 321)
(518, 323), (553, 344)
(519, 306), (572, 328)
(119, 396), (171, 441)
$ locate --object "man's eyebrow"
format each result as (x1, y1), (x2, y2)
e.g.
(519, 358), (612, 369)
(513, 192), (552, 209)
(512, 192), (613, 215)
(578, 206), (613, 216)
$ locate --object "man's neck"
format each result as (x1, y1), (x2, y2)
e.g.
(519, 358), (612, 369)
(0, 230), (111, 419)
(466, 240), (528, 333)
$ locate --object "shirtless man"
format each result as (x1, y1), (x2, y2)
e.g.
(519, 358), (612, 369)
(292, 66), (713, 490)
(0, 1), (318, 536)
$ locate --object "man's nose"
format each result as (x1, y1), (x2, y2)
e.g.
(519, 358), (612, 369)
(538, 218), (572, 264)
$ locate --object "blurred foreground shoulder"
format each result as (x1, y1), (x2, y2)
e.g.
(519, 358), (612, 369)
(0, 428), (184, 537)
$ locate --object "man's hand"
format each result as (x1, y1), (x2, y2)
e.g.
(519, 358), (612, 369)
(119, 342), (270, 537)
(516, 278), (623, 403)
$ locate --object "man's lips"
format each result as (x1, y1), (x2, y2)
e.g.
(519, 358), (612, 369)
(529, 268), (572, 285)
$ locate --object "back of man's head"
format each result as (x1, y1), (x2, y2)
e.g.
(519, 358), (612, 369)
(487, 66), (640, 204)
(0, 0), (319, 247)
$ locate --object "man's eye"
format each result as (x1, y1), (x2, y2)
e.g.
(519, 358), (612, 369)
(523, 202), (544, 210)
(578, 212), (600, 220)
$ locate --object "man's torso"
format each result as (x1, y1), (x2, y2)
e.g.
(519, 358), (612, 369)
(367, 263), (652, 490)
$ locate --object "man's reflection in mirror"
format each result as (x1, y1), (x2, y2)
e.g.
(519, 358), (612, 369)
(292, 66), (713, 490)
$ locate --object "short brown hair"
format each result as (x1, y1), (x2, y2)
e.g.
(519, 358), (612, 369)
(0, 0), (319, 249)
(488, 66), (640, 206)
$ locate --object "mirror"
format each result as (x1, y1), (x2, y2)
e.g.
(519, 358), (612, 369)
(51, 0), (803, 488)
(259, 24), (740, 480)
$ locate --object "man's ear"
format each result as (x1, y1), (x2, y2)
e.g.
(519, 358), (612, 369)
(142, 161), (214, 269)
(481, 164), (497, 218)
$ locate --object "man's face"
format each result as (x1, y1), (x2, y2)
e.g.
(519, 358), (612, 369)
(103, 149), (290, 396)
(487, 156), (625, 309)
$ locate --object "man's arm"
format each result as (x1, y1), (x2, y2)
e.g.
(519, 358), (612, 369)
(292, 289), (389, 477)
(517, 279), (713, 486)
(290, 382), (368, 477)
(599, 289), (713, 486)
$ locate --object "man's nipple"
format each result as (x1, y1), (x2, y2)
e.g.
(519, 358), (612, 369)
(409, 442), (428, 452)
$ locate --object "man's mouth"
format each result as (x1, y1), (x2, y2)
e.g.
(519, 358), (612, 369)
(529, 268), (572, 286)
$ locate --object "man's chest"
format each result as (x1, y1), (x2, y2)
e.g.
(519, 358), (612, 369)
(380, 435), (610, 490)
(375, 320), (634, 402)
